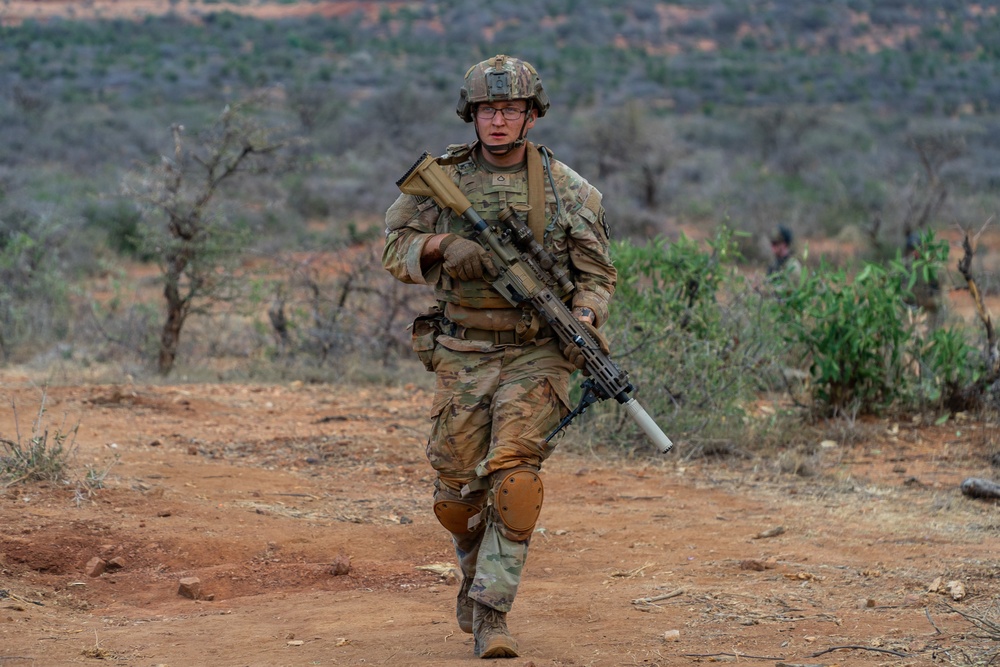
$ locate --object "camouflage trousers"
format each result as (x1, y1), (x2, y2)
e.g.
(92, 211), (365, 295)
(427, 336), (573, 612)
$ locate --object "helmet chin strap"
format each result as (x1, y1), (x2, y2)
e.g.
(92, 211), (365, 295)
(481, 136), (525, 156)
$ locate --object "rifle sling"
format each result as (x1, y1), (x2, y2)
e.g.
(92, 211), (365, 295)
(526, 142), (546, 244)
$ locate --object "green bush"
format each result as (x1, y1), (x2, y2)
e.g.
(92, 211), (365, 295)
(773, 259), (912, 412)
(576, 227), (987, 455)
(82, 199), (151, 260)
(584, 228), (782, 452)
(771, 230), (985, 415)
(0, 222), (71, 361)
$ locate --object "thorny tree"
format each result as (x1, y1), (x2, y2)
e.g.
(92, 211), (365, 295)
(122, 97), (288, 375)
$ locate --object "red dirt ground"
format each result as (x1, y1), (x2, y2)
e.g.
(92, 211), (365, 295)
(1, 364), (998, 666)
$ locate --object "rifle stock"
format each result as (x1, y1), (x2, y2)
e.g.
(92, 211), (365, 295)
(397, 152), (673, 454)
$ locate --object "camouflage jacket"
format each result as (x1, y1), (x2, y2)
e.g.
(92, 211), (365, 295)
(767, 254), (803, 287)
(382, 142), (617, 329)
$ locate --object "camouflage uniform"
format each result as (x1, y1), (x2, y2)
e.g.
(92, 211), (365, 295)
(767, 253), (803, 286)
(382, 142), (616, 614)
(766, 226), (802, 294)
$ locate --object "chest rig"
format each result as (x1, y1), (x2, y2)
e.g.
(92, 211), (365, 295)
(435, 143), (557, 317)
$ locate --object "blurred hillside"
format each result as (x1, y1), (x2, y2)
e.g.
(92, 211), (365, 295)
(1, 0), (1000, 369)
(3, 1), (999, 234)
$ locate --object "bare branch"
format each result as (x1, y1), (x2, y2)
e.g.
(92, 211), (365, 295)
(956, 226), (1000, 382)
(807, 645), (910, 658)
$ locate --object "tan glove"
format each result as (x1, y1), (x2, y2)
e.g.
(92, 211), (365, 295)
(440, 235), (498, 281)
(563, 319), (610, 374)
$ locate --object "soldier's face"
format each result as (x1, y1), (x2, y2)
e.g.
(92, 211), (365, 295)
(475, 101), (535, 147)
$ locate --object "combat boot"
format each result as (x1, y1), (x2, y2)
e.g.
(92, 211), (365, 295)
(472, 601), (518, 658)
(456, 576), (474, 633)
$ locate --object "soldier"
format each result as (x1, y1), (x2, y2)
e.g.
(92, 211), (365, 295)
(767, 225), (802, 302)
(382, 55), (616, 659)
(766, 225), (802, 288)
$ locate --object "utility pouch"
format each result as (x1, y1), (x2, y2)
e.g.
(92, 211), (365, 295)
(411, 308), (443, 372)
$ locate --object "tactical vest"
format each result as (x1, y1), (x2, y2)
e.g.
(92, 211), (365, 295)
(433, 144), (568, 330)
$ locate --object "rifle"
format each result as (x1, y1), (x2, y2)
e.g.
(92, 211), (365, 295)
(397, 152), (673, 454)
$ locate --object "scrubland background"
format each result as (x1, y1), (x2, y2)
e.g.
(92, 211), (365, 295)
(2, 0), (1000, 450)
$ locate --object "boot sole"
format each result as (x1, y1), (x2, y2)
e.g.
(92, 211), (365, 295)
(476, 638), (519, 659)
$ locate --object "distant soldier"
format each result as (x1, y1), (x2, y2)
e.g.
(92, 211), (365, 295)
(766, 225), (802, 289)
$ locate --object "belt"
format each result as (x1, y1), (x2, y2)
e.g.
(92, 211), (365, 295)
(458, 323), (554, 346)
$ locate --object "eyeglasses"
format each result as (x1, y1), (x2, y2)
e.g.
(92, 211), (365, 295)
(476, 105), (528, 121)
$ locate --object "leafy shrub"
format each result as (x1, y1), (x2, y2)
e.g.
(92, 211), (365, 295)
(772, 259), (912, 413)
(82, 199), (151, 260)
(770, 230), (985, 415)
(914, 325), (983, 411)
(585, 228), (782, 452)
(579, 227), (987, 455)
(0, 217), (71, 361)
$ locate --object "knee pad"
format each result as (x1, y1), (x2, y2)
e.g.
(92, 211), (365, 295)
(493, 468), (544, 541)
(434, 487), (485, 535)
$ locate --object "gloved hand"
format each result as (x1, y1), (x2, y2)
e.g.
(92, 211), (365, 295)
(440, 235), (498, 281)
(563, 319), (610, 375)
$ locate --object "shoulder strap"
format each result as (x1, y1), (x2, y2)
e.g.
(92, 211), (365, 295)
(526, 142), (546, 243)
(436, 143), (476, 174)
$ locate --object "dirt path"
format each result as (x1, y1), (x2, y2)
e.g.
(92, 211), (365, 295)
(1, 372), (998, 666)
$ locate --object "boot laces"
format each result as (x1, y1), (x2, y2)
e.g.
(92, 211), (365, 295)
(479, 605), (508, 635)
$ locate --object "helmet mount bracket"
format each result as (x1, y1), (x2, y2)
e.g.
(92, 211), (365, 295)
(487, 71), (511, 99)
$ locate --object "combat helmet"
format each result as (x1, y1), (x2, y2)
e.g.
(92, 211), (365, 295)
(457, 54), (550, 122)
(770, 225), (793, 246)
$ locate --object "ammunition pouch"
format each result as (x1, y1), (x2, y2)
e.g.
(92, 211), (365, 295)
(411, 308), (443, 371)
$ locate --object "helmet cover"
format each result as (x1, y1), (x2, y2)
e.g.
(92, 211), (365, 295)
(457, 54), (550, 122)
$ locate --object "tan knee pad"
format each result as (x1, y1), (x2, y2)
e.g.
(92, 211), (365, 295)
(493, 468), (544, 541)
(434, 487), (485, 535)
